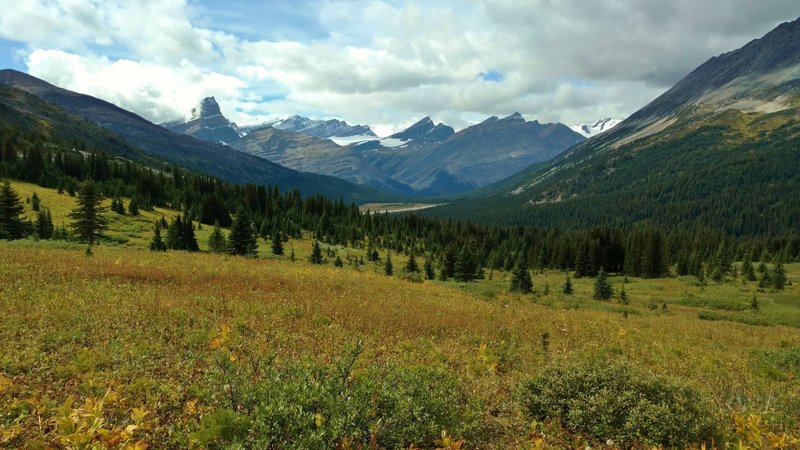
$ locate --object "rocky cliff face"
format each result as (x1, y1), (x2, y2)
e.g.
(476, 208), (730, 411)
(162, 97), (244, 145)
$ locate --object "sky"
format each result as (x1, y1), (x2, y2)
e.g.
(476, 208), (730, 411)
(1, 1), (799, 136)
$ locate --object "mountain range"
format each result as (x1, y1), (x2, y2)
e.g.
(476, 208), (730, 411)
(429, 16), (800, 237)
(3, 15), (798, 235)
(249, 115), (376, 139)
(0, 70), (388, 203)
(164, 99), (586, 197)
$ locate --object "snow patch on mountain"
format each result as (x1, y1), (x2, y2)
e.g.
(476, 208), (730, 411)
(570, 118), (622, 138)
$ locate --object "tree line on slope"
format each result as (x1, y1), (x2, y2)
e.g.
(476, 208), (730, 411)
(1, 124), (799, 283)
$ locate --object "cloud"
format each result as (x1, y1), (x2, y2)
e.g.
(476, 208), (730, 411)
(26, 49), (245, 123)
(3, 0), (800, 133)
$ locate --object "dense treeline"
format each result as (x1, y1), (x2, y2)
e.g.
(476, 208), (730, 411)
(1, 124), (799, 282)
(430, 118), (800, 238)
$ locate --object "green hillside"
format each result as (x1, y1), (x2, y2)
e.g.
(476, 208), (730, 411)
(430, 105), (800, 236)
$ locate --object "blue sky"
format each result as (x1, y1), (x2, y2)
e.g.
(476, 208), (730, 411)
(1, 0), (799, 135)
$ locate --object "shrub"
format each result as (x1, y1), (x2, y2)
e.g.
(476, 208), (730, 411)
(191, 409), (251, 449)
(519, 359), (719, 447)
(207, 347), (476, 449)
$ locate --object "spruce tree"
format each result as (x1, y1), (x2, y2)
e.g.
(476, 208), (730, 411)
(128, 198), (139, 216)
(34, 208), (54, 240)
(309, 241), (324, 264)
(166, 215), (184, 250)
(439, 246), (457, 280)
(207, 221), (226, 253)
(619, 285), (629, 304)
(404, 251), (419, 273)
(384, 252), (393, 276)
(758, 270), (772, 289)
(227, 207), (258, 256)
(334, 256), (343, 267)
(773, 263), (787, 291)
(182, 214), (199, 252)
(741, 256), (756, 282)
(31, 192), (40, 212)
(503, 254), (514, 271)
(111, 197), (125, 215)
(454, 246), (477, 282)
(574, 246), (588, 278)
(593, 269), (614, 301)
(0, 181), (27, 240)
(563, 274), (574, 295)
(68, 180), (108, 244)
(271, 231), (284, 256)
(149, 222), (167, 252)
(510, 256), (533, 294)
(424, 257), (435, 280)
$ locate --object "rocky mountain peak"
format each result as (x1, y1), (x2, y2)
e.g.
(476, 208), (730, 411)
(187, 97), (223, 122)
(389, 116), (436, 140)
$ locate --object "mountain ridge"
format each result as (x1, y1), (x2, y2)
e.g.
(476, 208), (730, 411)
(0, 69), (389, 203)
(426, 16), (800, 236)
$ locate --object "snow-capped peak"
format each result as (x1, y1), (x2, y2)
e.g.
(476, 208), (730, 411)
(570, 118), (622, 138)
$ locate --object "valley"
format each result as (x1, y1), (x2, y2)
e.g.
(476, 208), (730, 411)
(2, 180), (800, 448)
(359, 202), (443, 214)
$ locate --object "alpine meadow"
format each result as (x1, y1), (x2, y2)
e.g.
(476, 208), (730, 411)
(2, 3), (800, 450)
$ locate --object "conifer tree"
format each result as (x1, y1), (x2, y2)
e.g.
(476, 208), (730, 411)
(290, 246), (296, 262)
(404, 251), (419, 273)
(309, 241), (324, 264)
(510, 256), (533, 294)
(619, 285), (629, 304)
(503, 254), (514, 271)
(424, 257), (435, 280)
(227, 207), (257, 256)
(207, 221), (226, 253)
(563, 274), (574, 295)
(439, 246), (457, 280)
(574, 245), (588, 278)
(271, 231), (284, 256)
(34, 208), (54, 240)
(31, 192), (40, 212)
(334, 256), (343, 267)
(0, 180), (27, 240)
(166, 215), (184, 250)
(593, 269), (614, 301)
(128, 198), (139, 216)
(758, 270), (772, 289)
(384, 252), (393, 276)
(741, 256), (756, 282)
(182, 215), (199, 252)
(111, 197), (125, 215)
(773, 263), (787, 291)
(454, 246), (477, 282)
(68, 180), (108, 244)
(149, 222), (167, 252)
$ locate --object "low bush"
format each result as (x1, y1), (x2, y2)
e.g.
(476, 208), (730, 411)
(519, 358), (720, 448)
(197, 346), (477, 449)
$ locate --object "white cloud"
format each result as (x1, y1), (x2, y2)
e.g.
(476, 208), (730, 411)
(26, 49), (245, 123)
(2, 0), (799, 133)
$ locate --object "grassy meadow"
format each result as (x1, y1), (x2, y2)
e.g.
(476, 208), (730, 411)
(1, 180), (800, 448)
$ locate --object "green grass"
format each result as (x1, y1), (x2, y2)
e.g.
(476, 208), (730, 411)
(2, 181), (800, 448)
